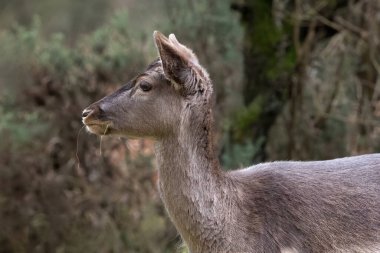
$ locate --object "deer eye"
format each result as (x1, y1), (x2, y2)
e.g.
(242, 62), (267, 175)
(139, 82), (152, 92)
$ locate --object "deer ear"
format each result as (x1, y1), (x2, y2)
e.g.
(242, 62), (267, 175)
(153, 31), (198, 93)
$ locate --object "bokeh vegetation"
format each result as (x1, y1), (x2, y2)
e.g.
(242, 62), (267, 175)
(0, 0), (379, 252)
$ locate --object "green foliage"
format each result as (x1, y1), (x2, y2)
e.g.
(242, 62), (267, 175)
(81, 11), (146, 76)
(39, 33), (73, 73)
(163, 0), (244, 116)
(221, 97), (267, 169)
(234, 96), (264, 139)
(0, 107), (48, 149)
(0, 11), (146, 82)
(266, 47), (297, 80)
(1, 1), (379, 252)
(0, 9), (177, 253)
(247, 0), (296, 80)
(222, 139), (263, 170)
(247, 1), (281, 52)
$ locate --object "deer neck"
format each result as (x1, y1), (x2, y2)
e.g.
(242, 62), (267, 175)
(155, 103), (233, 251)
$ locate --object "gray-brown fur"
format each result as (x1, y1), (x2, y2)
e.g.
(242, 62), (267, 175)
(82, 31), (380, 253)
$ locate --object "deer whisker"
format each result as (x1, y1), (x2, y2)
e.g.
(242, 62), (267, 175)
(99, 124), (110, 156)
(76, 125), (85, 169)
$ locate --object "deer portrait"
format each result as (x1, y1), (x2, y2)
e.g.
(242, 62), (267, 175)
(82, 31), (380, 253)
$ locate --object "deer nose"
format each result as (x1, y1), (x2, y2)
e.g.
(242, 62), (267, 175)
(82, 108), (93, 118)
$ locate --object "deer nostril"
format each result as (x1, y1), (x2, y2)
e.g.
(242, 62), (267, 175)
(82, 108), (92, 118)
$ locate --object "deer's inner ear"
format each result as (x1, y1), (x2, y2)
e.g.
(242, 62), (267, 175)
(153, 32), (193, 91)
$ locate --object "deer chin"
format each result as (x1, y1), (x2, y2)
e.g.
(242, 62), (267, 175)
(83, 121), (113, 136)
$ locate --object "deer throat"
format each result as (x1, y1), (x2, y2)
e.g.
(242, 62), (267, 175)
(154, 134), (235, 252)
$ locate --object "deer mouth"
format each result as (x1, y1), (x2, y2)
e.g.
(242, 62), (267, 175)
(83, 120), (113, 136)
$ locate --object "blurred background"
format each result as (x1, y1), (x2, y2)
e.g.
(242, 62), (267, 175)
(0, 0), (379, 252)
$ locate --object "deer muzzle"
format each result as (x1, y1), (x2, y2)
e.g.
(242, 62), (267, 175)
(82, 104), (112, 135)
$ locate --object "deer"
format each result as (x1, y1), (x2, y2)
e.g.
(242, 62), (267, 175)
(82, 31), (380, 253)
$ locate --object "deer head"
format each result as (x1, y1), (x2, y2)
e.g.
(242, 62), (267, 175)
(82, 31), (211, 139)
